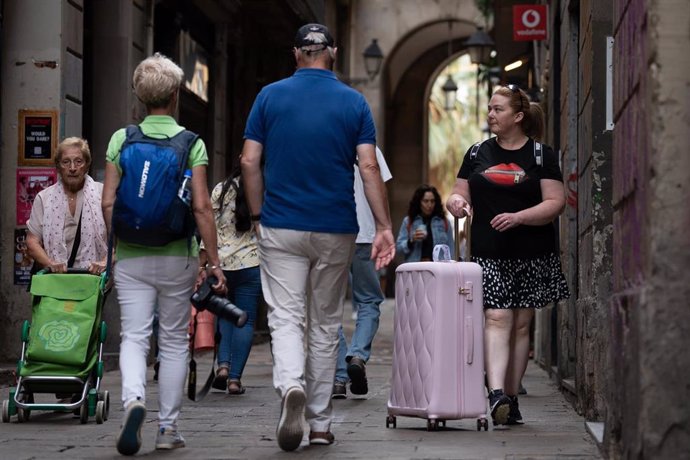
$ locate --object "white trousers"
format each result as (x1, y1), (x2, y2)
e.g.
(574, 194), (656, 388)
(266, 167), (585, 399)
(259, 226), (355, 432)
(115, 256), (196, 427)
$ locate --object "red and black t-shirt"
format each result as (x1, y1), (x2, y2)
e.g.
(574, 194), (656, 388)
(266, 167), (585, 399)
(457, 138), (563, 259)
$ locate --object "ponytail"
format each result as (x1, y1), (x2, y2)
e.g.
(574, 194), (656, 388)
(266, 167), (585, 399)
(522, 102), (545, 142)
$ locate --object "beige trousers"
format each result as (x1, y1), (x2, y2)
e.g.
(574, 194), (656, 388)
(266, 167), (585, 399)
(259, 226), (355, 432)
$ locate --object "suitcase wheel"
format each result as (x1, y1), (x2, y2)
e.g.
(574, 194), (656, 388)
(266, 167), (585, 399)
(477, 417), (489, 431)
(385, 415), (396, 429)
(426, 419), (439, 431)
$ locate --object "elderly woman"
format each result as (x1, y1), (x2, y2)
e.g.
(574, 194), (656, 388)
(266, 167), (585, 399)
(446, 85), (570, 427)
(101, 53), (226, 455)
(26, 137), (107, 274)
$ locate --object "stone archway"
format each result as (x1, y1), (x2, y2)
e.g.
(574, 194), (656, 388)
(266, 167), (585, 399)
(378, 19), (476, 295)
(382, 19), (475, 240)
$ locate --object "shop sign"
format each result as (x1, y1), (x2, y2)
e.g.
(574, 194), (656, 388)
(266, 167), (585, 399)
(513, 5), (548, 41)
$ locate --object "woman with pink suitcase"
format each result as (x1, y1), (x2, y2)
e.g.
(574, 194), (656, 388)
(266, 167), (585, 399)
(447, 84), (570, 426)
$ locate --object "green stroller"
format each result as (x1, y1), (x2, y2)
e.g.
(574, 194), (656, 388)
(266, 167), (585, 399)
(2, 269), (110, 424)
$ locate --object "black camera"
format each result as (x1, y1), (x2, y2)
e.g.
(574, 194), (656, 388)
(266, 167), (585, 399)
(190, 275), (247, 327)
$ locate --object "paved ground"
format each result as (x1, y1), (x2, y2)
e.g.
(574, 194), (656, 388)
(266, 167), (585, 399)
(0, 300), (599, 459)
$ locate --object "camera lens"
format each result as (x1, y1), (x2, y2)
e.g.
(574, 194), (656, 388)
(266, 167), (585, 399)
(190, 275), (248, 327)
(205, 295), (248, 327)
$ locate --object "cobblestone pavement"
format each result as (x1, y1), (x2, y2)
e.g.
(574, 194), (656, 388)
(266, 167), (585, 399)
(0, 300), (599, 459)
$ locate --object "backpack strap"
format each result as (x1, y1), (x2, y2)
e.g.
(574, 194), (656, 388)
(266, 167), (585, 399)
(169, 130), (200, 182)
(469, 141), (483, 160)
(534, 140), (543, 166)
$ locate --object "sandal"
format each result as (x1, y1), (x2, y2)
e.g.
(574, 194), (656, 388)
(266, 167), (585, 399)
(212, 368), (229, 391)
(227, 379), (245, 395)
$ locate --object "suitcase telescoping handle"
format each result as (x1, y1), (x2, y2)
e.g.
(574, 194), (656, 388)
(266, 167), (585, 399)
(454, 215), (471, 262)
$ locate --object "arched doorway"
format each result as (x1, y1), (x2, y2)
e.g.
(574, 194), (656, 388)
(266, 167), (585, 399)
(380, 19), (483, 295)
(428, 53), (488, 202)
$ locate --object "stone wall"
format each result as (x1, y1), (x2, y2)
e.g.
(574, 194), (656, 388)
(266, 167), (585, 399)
(574, 0), (613, 422)
(607, 0), (690, 457)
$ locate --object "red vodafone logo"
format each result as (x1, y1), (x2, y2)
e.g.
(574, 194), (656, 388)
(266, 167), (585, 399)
(513, 4), (548, 41)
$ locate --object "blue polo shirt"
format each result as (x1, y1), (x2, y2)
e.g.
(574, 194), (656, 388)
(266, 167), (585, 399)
(244, 68), (376, 234)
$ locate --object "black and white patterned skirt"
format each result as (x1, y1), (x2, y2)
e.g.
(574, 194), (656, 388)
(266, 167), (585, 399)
(472, 253), (570, 309)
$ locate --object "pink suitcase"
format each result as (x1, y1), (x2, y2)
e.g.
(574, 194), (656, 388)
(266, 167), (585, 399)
(386, 260), (488, 431)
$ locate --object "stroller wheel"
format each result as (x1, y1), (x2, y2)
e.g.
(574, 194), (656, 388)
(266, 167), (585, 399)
(2, 400), (9, 423)
(95, 401), (106, 424)
(16, 407), (30, 423)
(79, 403), (88, 424)
(102, 390), (110, 421)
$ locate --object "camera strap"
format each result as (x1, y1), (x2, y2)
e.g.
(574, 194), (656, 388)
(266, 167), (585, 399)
(186, 314), (218, 402)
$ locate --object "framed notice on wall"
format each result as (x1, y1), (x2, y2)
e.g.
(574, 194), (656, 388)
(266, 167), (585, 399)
(18, 109), (58, 166)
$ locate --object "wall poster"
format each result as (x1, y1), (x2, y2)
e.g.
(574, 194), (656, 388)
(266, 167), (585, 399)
(17, 167), (56, 225)
(14, 228), (34, 286)
(18, 109), (58, 166)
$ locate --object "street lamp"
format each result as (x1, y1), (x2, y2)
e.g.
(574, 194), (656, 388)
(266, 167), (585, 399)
(464, 27), (494, 65)
(441, 21), (458, 111)
(442, 74), (458, 111)
(363, 39), (384, 80)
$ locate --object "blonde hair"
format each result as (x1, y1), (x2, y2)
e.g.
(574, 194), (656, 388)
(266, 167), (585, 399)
(493, 86), (545, 142)
(132, 52), (184, 109)
(55, 137), (91, 168)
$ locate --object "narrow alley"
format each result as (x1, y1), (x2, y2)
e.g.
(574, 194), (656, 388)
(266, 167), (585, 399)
(0, 300), (598, 459)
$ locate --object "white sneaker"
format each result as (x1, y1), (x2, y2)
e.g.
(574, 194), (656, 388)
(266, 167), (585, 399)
(155, 426), (185, 450)
(116, 400), (146, 456)
(276, 387), (306, 451)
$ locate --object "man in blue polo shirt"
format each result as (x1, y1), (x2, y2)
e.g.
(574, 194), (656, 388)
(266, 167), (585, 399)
(241, 23), (395, 451)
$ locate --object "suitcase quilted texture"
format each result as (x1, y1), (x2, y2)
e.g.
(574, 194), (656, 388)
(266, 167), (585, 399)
(388, 262), (486, 426)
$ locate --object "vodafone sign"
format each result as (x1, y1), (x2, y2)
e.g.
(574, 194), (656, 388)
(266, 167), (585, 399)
(513, 5), (548, 41)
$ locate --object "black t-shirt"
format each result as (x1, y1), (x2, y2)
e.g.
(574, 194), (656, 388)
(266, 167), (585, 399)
(457, 138), (563, 259)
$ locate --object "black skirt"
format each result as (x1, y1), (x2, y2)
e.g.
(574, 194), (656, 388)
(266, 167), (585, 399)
(473, 253), (570, 309)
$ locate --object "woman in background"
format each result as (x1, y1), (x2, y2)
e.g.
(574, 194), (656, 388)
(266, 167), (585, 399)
(396, 184), (454, 262)
(200, 164), (261, 395)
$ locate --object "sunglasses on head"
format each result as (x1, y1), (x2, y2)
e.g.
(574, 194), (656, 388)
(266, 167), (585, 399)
(506, 84), (526, 112)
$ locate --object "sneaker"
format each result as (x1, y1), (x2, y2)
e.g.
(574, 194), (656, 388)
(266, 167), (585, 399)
(347, 357), (368, 395)
(309, 431), (335, 445)
(506, 395), (524, 425)
(155, 426), (186, 450)
(276, 387), (306, 452)
(116, 400), (146, 456)
(332, 381), (347, 399)
(488, 389), (511, 426)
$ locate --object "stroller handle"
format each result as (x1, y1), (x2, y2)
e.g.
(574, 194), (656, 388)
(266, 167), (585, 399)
(38, 267), (93, 275)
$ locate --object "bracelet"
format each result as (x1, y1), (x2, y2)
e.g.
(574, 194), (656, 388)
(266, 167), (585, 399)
(207, 265), (219, 270)
(250, 214), (261, 221)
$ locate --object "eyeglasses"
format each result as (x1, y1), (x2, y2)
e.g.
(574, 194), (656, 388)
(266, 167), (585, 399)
(506, 84), (526, 112)
(59, 158), (85, 168)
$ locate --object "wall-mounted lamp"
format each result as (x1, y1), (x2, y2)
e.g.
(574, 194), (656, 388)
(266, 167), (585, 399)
(442, 21), (458, 111)
(464, 26), (494, 65)
(363, 39), (384, 80)
(442, 75), (458, 111)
